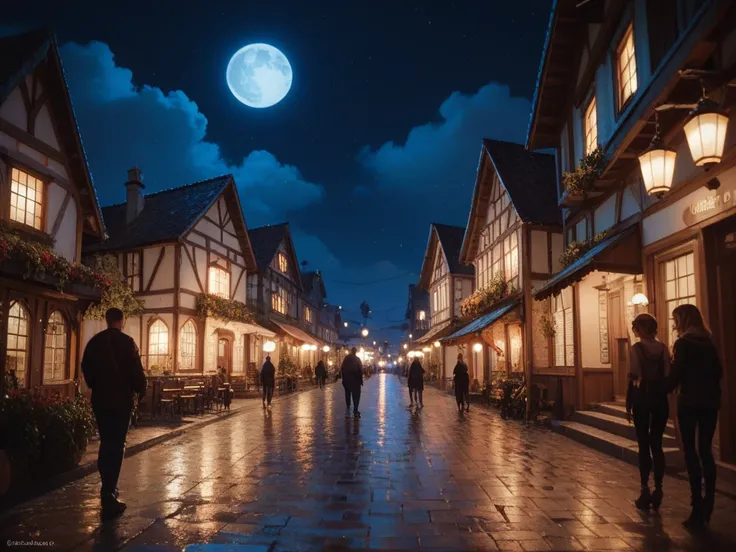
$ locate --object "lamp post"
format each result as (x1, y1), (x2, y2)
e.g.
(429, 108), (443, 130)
(473, 343), (483, 381)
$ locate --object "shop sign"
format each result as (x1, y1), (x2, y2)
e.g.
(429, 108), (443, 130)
(683, 186), (735, 227)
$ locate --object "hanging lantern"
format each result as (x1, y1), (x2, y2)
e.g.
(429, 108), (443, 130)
(683, 97), (729, 169)
(639, 113), (676, 197)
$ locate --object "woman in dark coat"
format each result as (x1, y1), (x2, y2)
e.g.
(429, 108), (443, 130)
(668, 304), (722, 529)
(407, 358), (425, 407)
(315, 360), (327, 389)
(453, 353), (470, 412)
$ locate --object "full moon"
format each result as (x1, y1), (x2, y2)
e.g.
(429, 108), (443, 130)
(226, 43), (292, 108)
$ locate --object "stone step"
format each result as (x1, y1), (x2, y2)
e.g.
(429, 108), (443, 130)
(574, 409), (677, 439)
(594, 403), (676, 432)
(552, 421), (683, 469)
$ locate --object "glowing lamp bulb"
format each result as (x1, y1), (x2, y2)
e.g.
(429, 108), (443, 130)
(263, 341), (276, 353)
(631, 293), (649, 306)
(473, 343), (483, 353)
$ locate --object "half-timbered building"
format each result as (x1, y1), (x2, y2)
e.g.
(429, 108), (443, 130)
(83, 170), (275, 377)
(1, 30), (106, 396)
(528, 0), (736, 464)
(441, 140), (562, 390)
(414, 223), (474, 382)
(247, 223), (320, 369)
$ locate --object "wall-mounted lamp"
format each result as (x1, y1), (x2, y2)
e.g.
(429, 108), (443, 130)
(631, 293), (649, 307)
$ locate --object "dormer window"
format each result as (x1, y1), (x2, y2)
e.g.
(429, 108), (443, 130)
(208, 265), (230, 298)
(617, 24), (637, 108)
(584, 97), (598, 155)
(10, 167), (44, 231)
(278, 252), (288, 273)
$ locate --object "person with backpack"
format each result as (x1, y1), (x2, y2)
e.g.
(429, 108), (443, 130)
(668, 304), (723, 529)
(626, 314), (670, 511)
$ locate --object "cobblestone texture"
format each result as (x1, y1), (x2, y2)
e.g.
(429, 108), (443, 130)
(1, 374), (735, 551)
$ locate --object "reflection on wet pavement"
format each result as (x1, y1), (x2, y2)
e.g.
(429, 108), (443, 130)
(2, 373), (736, 551)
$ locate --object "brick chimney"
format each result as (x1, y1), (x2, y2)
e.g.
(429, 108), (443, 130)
(125, 166), (145, 224)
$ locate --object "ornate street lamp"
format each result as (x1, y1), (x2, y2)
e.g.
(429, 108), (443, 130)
(263, 341), (276, 353)
(639, 112), (677, 198)
(684, 95), (729, 169)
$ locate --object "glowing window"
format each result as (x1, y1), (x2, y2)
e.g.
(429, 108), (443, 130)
(304, 306), (313, 323)
(553, 288), (574, 368)
(44, 311), (67, 382)
(179, 320), (196, 370)
(271, 284), (288, 315)
(6, 301), (29, 387)
(278, 252), (288, 273)
(10, 168), (44, 231)
(148, 320), (169, 369)
(418, 310), (426, 321)
(584, 97), (598, 155)
(664, 252), (696, 346)
(617, 25), (638, 107)
(209, 266), (230, 298)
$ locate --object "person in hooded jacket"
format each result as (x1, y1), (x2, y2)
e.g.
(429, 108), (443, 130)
(82, 308), (146, 519)
(407, 357), (425, 407)
(261, 355), (276, 409)
(667, 304), (722, 529)
(340, 347), (364, 418)
(315, 360), (327, 389)
(626, 314), (670, 511)
(453, 353), (470, 412)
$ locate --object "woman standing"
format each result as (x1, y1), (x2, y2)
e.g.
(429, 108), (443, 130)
(453, 353), (470, 413)
(626, 314), (670, 511)
(315, 360), (327, 389)
(408, 357), (425, 407)
(668, 304), (722, 529)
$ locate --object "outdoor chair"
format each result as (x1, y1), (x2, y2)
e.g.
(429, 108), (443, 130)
(158, 387), (181, 419)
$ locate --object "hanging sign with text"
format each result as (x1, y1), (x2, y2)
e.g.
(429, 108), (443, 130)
(683, 186), (735, 227)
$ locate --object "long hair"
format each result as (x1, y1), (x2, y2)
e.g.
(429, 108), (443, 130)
(672, 303), (710, 338)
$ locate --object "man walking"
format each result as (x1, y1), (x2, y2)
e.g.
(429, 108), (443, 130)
(340, 347), (364, 418)
(82, 308), (146, 519)
(261, 355), (276, 409)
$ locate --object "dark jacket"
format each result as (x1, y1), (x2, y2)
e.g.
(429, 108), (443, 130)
(340, 353), (363, 390)
(453, 362), (469, 393)
(407, 360), (425, 390)
(82, 328), (146, 411)
(315, 362), (327, 379)
(668, 333), (722, 409)
(261, 361), (276, 387)
(626, 341), (668, 410)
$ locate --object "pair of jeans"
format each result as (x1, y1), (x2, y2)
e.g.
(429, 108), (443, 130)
(344, 387), (361, 413)
(632, 398), (669, 487)
(678, 406), (719, 505)
(262, 384), (274, 404)
(93, 407), (132, 496)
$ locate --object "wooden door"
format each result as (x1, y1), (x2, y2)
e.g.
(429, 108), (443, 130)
(608, 291), (628, 398)
(218, 338), (231, 376)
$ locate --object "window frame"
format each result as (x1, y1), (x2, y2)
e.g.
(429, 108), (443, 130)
(304, 305), (313, 323)
(553, 288), (575, 370)
(655, 241), (701, 348)
(125, 251), (142, 292)
(208, 264), (231, 299)
(583, 95), (598, 156)
(277, 252), (289, 274)
(43, 309), (69, 383)
(179, 318), (197, 371)
(147, 318), (170, 370)
(5, 300), (31, 388)
(615, 22), (638, 114)
(7, 164), (48, 235)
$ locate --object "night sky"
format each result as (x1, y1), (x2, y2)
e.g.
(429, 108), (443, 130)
(5, 0), (552, 344)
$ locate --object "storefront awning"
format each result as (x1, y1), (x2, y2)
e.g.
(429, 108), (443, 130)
(441, 299), (520, 345)
(534, 225), (642, 301)
(272, 321), (318, 345)
(415, 320), (456, 344)
(246, 323), (276, 338)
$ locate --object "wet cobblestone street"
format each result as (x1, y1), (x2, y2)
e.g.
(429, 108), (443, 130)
(2, 374), (736, 551)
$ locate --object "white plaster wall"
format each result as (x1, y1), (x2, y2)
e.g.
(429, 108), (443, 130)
(579, 273), (612, 369)
(531, 230), (548, 273)
(195, 216), (220, 239)
(35, 104), (61, 150)
(576, 219), (587, 242)
(141, 293), (174, 310)
(46, 182), (66, 231)
(620, 186), (641, 221)
(180, 244), (201, 292)
(180, 292), (196, 310)
(232, 267), (247, 302)
(0, 88), (26, 129)
(594, 194), (617, 233)
(643, 166), (736, 246)
(210, 241), (227, 257)
(551, 233), (564, 273)
(54, 199), (77, 261)
(187, 232), (206, 247)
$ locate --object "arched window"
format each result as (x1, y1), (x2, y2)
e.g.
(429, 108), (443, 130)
(148, 319), (169, 369)
(179, 320), (197, 370)
(6, 301), (29, 388)
(44, 311), (67, 382)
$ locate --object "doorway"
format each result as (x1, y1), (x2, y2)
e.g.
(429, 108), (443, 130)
(608, 290), (629, 399)
(217, 335), (233, 377)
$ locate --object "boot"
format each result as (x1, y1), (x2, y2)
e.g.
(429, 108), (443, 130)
(101, 494), (127, 520)
(703, 492), (715, 525)
(682, 501), (706, 530)
(634, 485), (651, 510)
(651, 486), (663, 511)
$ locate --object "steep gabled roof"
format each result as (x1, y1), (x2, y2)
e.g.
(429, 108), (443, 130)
(84, 175), (257, 271)
(461, 140), (560, 263)
(417, 223), (474, 291)
(248, 223), (303, 289)
(302, 271), (327, 300)
(1, 29), (105, 237)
